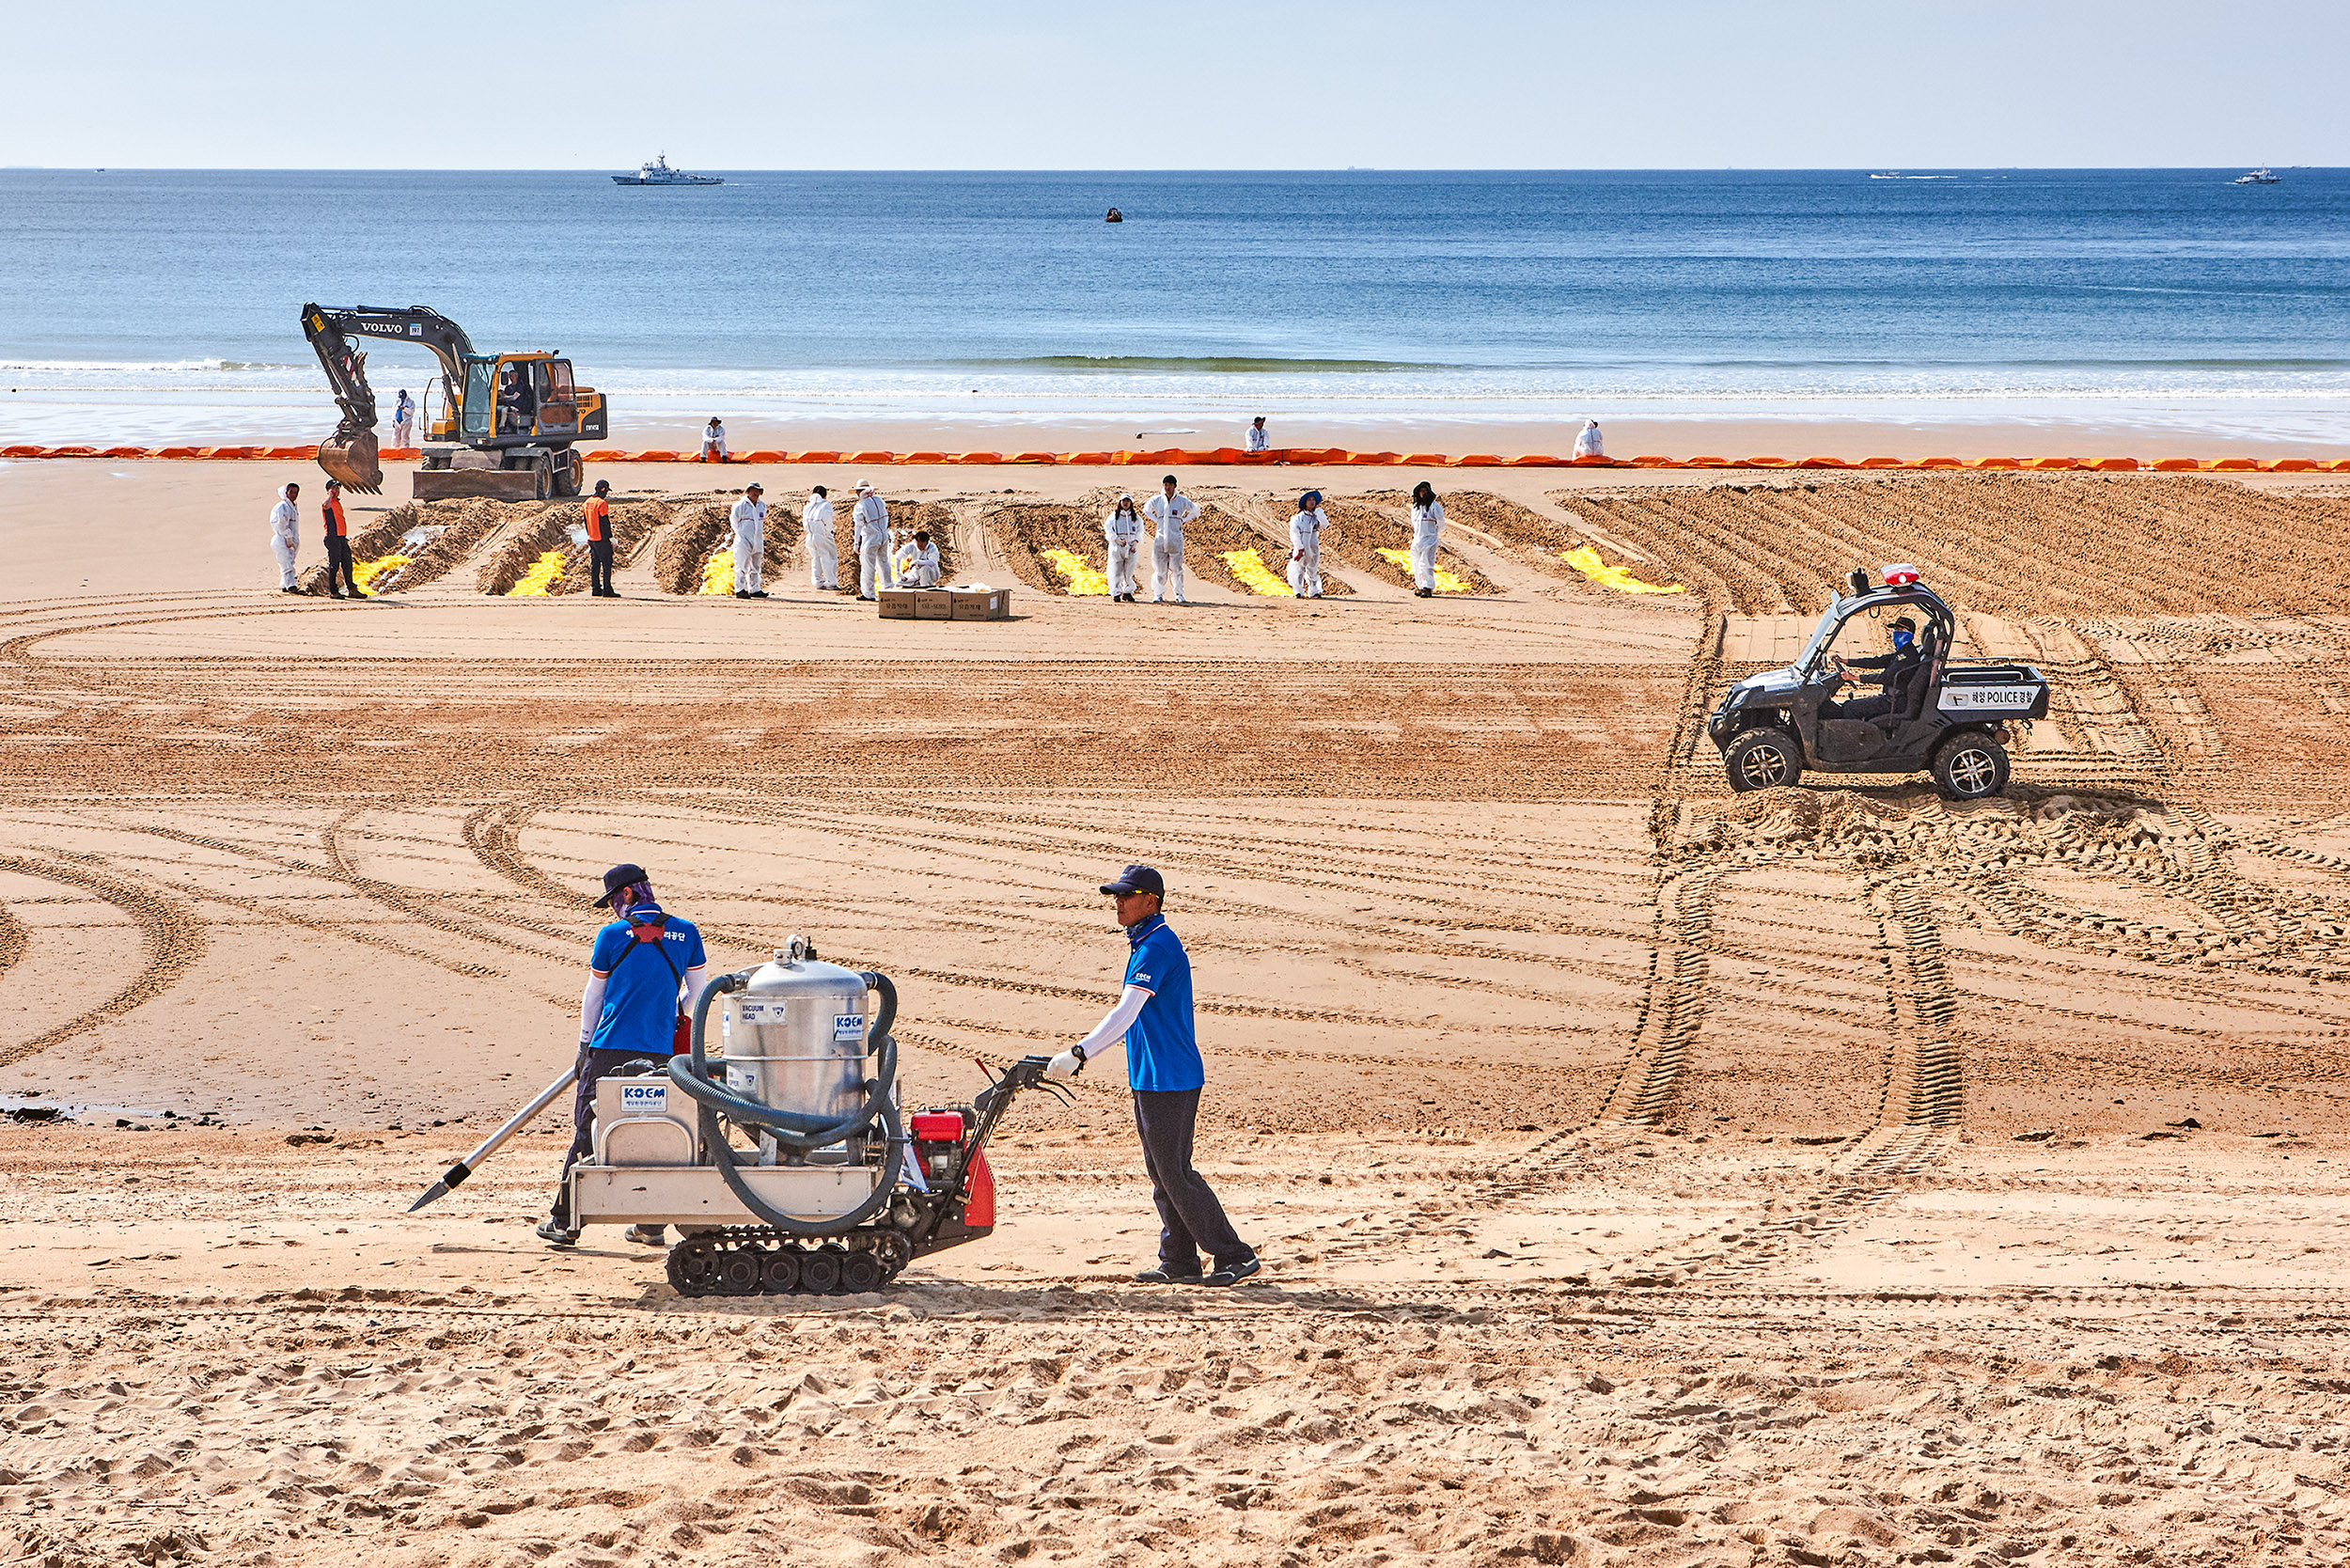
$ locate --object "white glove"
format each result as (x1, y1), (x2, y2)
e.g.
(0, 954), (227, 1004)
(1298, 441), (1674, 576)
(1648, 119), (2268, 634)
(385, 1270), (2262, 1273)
(1046, 1048), (1085, 1080)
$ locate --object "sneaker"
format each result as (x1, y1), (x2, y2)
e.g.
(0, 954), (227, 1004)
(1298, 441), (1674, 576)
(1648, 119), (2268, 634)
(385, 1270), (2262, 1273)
(1133, 1264), (1203, 1285)
(280, 586), (300, 594)
(535, 1217), (579, 1247)
(1202, 1256), (1261, 1288)
(734, 591), (752, 599)
(623, 1224), (667, 1247)
(1176, 596), (1189, 605)
(750, 590), (769, 598)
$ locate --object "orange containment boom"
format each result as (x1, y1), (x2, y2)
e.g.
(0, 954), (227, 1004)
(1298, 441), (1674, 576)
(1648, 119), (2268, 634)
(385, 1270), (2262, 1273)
(4, 447), (2347, 473)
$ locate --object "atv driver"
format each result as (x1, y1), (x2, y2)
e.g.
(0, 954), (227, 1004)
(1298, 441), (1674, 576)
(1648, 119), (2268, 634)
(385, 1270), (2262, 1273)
(1826, 614), (1926, 721)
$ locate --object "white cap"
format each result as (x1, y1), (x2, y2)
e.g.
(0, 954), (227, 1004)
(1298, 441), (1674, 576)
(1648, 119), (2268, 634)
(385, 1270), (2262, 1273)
(855, 479), (873, 492)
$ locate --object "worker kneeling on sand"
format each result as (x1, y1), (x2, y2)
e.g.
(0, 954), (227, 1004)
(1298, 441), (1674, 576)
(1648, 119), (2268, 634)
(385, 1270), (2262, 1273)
(1049, 865), (1261, 1288)
(894, 529), (942, 588)
(540, 863), (709, 1248)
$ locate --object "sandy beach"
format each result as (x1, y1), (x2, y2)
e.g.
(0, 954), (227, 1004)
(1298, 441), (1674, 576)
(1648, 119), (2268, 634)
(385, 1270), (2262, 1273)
(8, 458), (2350, 1566)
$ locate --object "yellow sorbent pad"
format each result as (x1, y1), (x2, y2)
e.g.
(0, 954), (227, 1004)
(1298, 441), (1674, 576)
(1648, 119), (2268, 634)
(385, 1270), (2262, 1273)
(1039, 548), (1109, 596)
(1561, 544), (1684, 595)
(352, 554), (413, 594)
(1374, 547), (1473, 593)
(698, 547), (736, 596)
(1220, 548), (1292, 597)
(508, 549), (571, 597)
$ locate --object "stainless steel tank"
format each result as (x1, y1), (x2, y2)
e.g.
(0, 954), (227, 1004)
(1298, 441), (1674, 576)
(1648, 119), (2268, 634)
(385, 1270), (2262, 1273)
(718, 939), (870, 1164)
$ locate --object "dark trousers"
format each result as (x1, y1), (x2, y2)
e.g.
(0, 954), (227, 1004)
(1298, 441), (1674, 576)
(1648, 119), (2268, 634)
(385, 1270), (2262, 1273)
(588, 540), (614, 593)
(322, 534), (358, 595)
(1132, 1088), (1251, 1274)
(551, 1045), (657, 1224)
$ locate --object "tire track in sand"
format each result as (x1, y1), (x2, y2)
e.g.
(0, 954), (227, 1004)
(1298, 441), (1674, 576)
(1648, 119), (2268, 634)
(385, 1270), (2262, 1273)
(0, 854), (206, 1068)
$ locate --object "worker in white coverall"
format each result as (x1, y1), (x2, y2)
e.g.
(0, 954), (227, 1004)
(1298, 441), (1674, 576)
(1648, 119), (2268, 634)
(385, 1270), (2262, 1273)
(700, 417), (728, 463)
(894, 529), (943, 587)
(270, 481), (302, 592)
(1408, 480), (1446, 597)
(1573, 419), (1605, 460)
(853, 481), (894, 599)
(803, 484), (840, 590)
(1144, 474), (1197, 605)
(392, 390), (415, 448)
(1246, 416), (1269, 452)
(1104, 494), (1144, 603)
(729, 483), (767, 598)
(1287, 490), (1329, 599)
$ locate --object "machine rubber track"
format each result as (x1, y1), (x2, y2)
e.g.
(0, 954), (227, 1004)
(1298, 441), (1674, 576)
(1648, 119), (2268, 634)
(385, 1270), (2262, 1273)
(664, 1227), (909, 1298)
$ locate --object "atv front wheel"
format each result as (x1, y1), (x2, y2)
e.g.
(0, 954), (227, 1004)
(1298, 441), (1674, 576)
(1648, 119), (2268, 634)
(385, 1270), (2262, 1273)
(1932, 734), (2010, 800)
(1724, 729), (1801, 792)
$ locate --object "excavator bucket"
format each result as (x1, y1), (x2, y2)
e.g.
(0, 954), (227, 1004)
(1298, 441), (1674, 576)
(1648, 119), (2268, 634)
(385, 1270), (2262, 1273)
(316, 430), (383, 494)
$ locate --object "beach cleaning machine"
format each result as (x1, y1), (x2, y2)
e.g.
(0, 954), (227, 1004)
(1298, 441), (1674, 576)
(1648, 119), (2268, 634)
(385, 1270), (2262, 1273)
(413, 936), (1066, 1296)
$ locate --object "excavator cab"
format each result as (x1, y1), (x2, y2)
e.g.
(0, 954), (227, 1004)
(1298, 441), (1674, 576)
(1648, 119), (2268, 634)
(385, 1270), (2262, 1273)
(462, 353), (600, 448)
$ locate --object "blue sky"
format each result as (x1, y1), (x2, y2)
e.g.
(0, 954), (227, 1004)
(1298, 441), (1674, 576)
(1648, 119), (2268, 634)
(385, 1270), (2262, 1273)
(4, 0), (2342, 169)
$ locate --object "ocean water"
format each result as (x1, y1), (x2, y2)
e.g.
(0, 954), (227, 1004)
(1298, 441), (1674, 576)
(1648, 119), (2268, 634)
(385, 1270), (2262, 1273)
(2, 167), (2345, 444)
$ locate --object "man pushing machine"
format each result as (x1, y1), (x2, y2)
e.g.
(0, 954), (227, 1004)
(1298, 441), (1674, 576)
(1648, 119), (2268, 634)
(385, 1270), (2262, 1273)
(1050, 865), (1260, 1287)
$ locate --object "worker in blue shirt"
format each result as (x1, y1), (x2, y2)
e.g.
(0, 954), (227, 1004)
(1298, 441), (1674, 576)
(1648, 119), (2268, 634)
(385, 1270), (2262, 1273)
(540, 862), (708, 1247)
(1050, 864), (1260, 1287)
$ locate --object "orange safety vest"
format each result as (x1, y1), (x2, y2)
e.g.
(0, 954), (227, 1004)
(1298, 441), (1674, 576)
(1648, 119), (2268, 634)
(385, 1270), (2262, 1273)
(583, 496), (610, 541)
(321, 495), (347, 538)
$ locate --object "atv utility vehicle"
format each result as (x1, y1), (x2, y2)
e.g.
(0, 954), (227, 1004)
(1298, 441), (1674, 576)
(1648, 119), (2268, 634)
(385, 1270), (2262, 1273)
(1705, 565), (2049, 800)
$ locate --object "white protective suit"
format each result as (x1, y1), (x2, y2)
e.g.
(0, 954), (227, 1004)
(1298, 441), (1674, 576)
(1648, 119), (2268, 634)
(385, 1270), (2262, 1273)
(803, 494), (839, 588)
(1287, 507), (1329, 598)
(1573, 420), (1605, 460)
(392, 393), (415, 448)
(701, 422), (728, 462)
(852, 492), (894, 596)
(1104, 500), (1144, 598)
(270, 486), (301, 589)
(893, 538), (942, 588)
(1246, 422), (1269, 452)
(1409, 499), (1446, 592)
(1144, 490), (1197, 604)
(729, 494), (766, 594)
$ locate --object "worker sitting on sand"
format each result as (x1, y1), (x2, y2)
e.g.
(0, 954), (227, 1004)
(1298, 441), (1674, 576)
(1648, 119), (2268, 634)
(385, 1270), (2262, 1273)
(270, 481), (302, 593)
(700, 417), (728, 463)
(1246, 416), (1270, 453)
(321, 478), (364, 599)
(804, 485), (840, 590)
(1049, 865), (1259, 1288)
(853, 481), (894, 600)
(1573, 418), (1605, 460)
(1104, 494), (1144, 603)
(1828, 616), (1926, 721)
(540, 863), (709, 1248)
(894, 529), (943, 588)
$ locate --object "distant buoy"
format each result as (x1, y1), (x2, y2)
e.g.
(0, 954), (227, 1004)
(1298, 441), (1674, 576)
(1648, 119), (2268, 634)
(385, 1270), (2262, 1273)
(1104, 207), (1123, 224)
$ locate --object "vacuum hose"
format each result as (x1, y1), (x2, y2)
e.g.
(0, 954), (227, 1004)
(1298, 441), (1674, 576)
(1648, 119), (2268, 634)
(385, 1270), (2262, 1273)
(665, 968), (907, 1237)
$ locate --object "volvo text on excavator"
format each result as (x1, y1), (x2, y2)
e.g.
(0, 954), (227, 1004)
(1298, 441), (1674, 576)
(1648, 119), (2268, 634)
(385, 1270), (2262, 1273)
(301, 304), (608, 499)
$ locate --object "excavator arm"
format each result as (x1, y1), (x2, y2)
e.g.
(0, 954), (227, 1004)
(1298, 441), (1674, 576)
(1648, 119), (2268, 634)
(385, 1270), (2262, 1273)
(300, 305), (479, 494)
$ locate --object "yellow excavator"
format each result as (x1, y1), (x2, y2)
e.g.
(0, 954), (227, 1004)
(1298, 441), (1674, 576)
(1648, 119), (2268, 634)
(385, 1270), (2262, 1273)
(302, 303), (608, 499)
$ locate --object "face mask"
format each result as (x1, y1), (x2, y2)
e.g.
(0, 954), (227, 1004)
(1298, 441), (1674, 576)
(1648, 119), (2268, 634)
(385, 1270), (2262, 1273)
(1892, 630), (1913, 651)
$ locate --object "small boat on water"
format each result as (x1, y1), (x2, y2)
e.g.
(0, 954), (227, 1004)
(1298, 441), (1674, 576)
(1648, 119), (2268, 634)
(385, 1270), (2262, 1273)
(613, 153), (722, 186)
(2234, 167), (2280, 185)
(1104, 207), (1123, 223)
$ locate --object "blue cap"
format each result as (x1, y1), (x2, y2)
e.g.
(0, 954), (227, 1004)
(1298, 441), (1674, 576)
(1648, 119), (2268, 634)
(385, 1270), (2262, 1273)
(1099, 864), (1164, 898)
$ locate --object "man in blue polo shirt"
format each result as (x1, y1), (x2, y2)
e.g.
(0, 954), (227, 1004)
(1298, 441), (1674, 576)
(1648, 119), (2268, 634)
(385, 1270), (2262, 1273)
(1050, 864), (1259, 1287)
(539, 862), (708, 1247)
